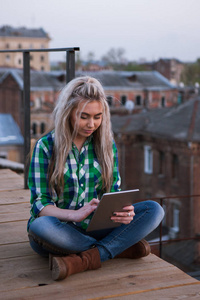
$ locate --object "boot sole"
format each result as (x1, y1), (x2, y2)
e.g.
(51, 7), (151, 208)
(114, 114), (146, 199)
(52, 257), (68, 281)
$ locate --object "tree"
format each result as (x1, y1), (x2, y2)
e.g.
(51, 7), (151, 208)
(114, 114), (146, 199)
(101, 47), (126, 70)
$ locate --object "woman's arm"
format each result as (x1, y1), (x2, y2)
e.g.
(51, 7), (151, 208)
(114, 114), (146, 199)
(39, 198), (100, 223)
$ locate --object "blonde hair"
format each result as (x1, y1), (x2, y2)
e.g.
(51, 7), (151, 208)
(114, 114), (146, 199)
(50, 76), (114, 194)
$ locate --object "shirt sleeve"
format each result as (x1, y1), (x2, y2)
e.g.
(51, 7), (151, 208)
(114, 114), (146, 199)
(110, 141), (121, 192)
(28, 138), (55, 219)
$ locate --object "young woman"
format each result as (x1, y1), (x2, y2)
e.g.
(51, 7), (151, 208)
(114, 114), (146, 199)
(28, 76), (164, 281)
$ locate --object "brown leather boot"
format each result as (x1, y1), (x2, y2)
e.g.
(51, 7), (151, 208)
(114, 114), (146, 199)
(51, 247), (101, 281)
(115, 239), (151, 259)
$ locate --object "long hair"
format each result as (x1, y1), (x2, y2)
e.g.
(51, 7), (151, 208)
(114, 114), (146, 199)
(49, 76), (114, 195)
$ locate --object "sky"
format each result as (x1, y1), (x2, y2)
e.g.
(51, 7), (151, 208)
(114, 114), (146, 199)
(1, 0), (200, 63)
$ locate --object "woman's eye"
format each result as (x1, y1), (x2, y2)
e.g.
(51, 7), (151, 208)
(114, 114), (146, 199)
(81, 116), (87, 119)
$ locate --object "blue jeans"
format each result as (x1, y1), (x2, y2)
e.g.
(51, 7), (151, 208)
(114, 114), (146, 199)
(28, 200), (164, 262)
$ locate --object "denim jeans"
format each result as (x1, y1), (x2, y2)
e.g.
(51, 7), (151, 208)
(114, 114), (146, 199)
(28, 200), (164, 262)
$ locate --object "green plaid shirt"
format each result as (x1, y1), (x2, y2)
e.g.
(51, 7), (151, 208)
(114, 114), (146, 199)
(28, 130), (121, 230)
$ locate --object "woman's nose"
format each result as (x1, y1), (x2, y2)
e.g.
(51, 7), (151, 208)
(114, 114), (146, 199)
(87, 118), (94, 127)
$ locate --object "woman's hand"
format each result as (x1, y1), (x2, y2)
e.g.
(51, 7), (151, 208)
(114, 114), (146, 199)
(39, 198), (99, 223)
(71, 198), (100, 222)
(110, 205), (135, 224)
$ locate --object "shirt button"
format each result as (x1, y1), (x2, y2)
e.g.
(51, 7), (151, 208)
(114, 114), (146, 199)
(80, 183), (83, 187)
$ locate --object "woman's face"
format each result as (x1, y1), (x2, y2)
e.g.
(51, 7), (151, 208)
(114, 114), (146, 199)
(70, 100), (103, 143)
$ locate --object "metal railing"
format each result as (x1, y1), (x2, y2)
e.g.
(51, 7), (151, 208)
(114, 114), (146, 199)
(0, 47), (80, 188)
(143, 194), (200, 258)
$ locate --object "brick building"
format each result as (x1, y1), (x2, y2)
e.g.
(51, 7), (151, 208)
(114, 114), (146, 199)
(0, 25), (51, 71)
(111, 97), (200, 271)
(76, 70), (178, 111)
(0, 68), (62, 144)
(153, 58), (184, 86)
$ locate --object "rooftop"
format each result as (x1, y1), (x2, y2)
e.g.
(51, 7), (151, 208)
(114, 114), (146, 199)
(0, 114), (24, 145)
(0, 68), (63, 92)
(111, 96), (200, 142)
(76, 70), (176, 91)
(0, 169), (199, 299)
(0, 25), (50, 39)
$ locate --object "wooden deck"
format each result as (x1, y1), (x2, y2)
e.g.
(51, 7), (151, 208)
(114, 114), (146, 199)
(0, 169), (200, 300)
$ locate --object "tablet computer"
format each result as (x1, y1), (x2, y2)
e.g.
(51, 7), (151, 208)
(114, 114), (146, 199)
(86, 189), (139, 233)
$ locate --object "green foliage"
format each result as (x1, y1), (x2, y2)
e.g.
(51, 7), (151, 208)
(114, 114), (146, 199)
(181, 58), (200, 85)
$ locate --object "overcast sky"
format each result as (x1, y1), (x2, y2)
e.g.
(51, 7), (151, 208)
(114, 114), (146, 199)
(1, 0), (200, 63)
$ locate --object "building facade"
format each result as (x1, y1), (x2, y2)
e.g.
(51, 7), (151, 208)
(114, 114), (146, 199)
(76, 70), (178, 111)
(153, 58), (184, 86)
(0, 26), (51, 71)
(111, 97), (200, 271)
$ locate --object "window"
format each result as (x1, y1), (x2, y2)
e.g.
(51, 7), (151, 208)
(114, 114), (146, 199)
(40, 122), (46, 134)
(18, 59), (22, 65)
(18, 44), (22, 49)
(41, 66), (44, 71)
(161, 97), (165, 107)
(136, 95), (141, 106)
(172, 154), (178, 178)
(144, 145), (153, 174)
(5, 43), (9, 49)
(32, 123), (37, 135)
(40, 55), (45, 62)
(121, 95), (127, 106)
(159, 151), (165, 175)
(6, 54), (10, 62)
(106, 96), (113, 106)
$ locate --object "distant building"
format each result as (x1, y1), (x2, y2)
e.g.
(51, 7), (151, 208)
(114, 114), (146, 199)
(76, 70), (178, 111)
(153, 58), (184, 86)
(0, 113), (24, 162)
(0, 67), (62, 139)
(0, 25), (51, 71)
(111, 96), (200, 271)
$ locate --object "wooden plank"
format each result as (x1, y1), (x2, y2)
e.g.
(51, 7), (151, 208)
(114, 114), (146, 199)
(0, 242), (33, 259)
(2, 283), (200, 300)
(0, 202), (30, 223)
(0, 169), (199, 300)
(0, 255), (169, 292)
(0, 256), (199, 300)
(0, 189), (30, 204)
(0, 221), (29, 244)
(0, 169), (23, 190)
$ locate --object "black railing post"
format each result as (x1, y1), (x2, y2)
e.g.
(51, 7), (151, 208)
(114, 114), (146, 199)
(66, 50), (75, 83)
(23, 51), (30, 189)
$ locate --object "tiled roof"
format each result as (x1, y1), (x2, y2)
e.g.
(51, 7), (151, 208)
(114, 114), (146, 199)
(0, 68), (63, 91)
(0, 25), (49, 39)
(111, 97), (200, 142)
(76, 70), (176, 91)
(0, 114), (24, 145)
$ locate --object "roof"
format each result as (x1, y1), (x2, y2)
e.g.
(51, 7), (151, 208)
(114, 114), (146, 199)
(0, 114), (24, 145)
(0, 25), (49, 39)
(0, 68), (176, 92)
(76, 70), (176, 91)
(0, 68), (63, 91)
(111, 97), (200, 142)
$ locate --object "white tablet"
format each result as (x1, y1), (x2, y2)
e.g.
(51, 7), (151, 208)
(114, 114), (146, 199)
(86, 189), (139, 232)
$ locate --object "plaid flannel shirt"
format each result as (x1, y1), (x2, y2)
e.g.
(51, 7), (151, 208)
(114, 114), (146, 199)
(28, 130), (121, 230)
